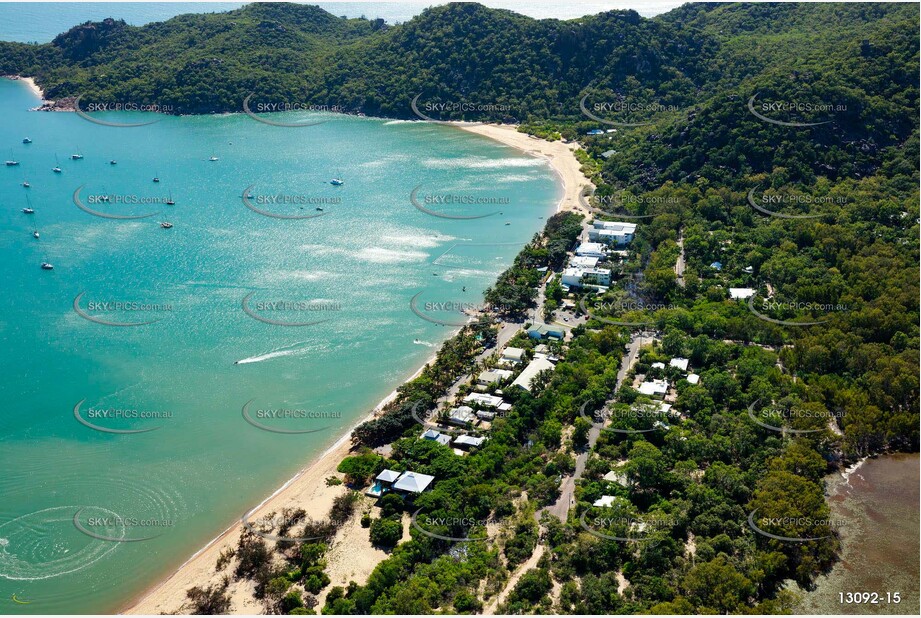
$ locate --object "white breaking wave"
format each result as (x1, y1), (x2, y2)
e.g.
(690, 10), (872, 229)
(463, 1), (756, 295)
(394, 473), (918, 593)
(422, 156), (546, 170)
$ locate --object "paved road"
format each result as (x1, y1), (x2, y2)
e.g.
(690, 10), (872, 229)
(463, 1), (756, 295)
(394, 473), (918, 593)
(675, 230), (686, 287)
(537, 332), (649, 523)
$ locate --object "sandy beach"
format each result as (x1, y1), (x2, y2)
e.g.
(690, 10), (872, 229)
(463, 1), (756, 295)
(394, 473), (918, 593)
(451, 122), (594, 215)
(124, 123), (590, 615)
(3, 75), (45, 100)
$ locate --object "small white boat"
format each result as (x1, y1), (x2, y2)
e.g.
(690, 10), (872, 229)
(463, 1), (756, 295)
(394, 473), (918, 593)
(22, 207), (34, 214)
(5, 149), (18, 166)
(22, 180), (30, 188)
(41, 262), (54, 270)
(33, 231), (40, 239)
(160, 221), (173, 229)
(52, 154), (62, 173)
(330, 177), (344, 186)
(166, 191), (175, 206)
(22, 137), (32, 144)
(153, 176), (160, 183)
(110, 160), (117, 165)
(209, 156), (219, 162)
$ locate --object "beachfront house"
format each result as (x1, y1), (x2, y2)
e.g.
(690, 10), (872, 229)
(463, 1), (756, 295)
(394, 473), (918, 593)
(392, 471), (435, 496)
(511, 357), (556, 392)
(588, 221), (637, 246)
(366, 469), (403, 498)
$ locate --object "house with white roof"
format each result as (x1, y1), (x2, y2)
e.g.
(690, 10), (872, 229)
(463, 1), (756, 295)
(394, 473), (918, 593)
(603, 470), (630, 487)
(593, 495), (617, 507)
(392, 471), (435, 495)
(366, 469), (403, 497)
(570, 255), (600, 269)
(669, 357), (690, 372)
(463, 393), (503, 408)
(651, 362), (666, 370)
(453, 435), (486, 450)
(511, 357), (556, 391)
(477, 368), (513, 386)
(730, 287), (756, 300)
(686, 373), (700, 385)
(638, 379), (669, 399)
(575, 242), (607, 259)
(448, 406), (477, 426)
(562, 267), (611, 289)
(500, 347), (526, 365)
(588, 221), (637, 246)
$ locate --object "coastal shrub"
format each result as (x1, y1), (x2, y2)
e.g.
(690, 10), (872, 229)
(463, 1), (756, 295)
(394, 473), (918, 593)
(281, 590), (305, 613)
(325, 476), (342, 486)
(235, 528), (272, 580)
(369, 516), (403, 547)
(503, 520), (539, 567)
(360, 512), (372, 528)
(328, 491), (360, 528)
(303, 569), (330, 595)
(214, 547), (235, 572)
(185, 578), (232, 614)
(378, 493), (404, 518)
(337, 452), (384, 486)
(453, 590), (482, 613)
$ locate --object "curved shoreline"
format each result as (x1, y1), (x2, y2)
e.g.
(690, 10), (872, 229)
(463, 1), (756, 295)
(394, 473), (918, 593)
(123, 122), (589, 614)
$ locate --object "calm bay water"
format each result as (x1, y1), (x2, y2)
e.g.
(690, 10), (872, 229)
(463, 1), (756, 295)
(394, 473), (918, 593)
(0, 78), (559, 613)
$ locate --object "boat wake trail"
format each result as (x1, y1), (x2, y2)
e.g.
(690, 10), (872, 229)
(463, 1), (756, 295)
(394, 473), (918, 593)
(234, 341), (312, 365)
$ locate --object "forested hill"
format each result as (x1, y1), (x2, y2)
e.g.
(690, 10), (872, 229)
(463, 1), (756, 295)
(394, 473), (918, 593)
(0, 3), (914, 124)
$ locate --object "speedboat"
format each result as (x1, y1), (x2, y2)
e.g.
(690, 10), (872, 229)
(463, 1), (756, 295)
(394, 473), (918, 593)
(160, 221), (173, 229)
(22, 180), (30, 188)
(208, 156), (219, 162)
(41, 262), (54, 270)
(22, 137), (32, 144)
(330, 177), (344, 186)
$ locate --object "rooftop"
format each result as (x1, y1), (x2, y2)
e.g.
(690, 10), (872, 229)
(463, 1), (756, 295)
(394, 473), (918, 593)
(511, 357), (556, 391)
(392, 471), (435, 494)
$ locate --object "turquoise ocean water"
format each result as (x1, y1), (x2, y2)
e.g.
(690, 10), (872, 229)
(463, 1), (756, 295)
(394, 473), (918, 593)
(0, 78), (559, 613)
